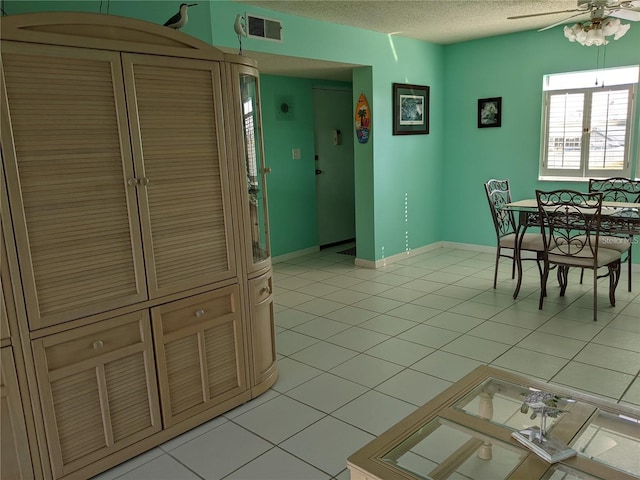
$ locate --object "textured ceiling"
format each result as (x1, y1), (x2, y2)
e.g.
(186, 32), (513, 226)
(229, 1), (639, 80)
(239, 1), (597, 44)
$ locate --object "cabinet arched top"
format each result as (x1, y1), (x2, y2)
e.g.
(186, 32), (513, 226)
(0, 12), (229, 62)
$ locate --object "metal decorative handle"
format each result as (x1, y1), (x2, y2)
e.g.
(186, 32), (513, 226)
(262, 286), (271, 294)
(140, 177), (150, 186)
(263, 167), (272, 174)
(195, 309), (205, 318)
(93, 340), (104, 350)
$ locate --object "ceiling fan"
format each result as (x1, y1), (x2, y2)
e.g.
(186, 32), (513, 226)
(508, 0), (640, 31)
(508, 0), (639, 45)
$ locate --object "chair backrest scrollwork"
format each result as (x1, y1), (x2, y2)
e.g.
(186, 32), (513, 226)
(535, 190), (604, 262)
(588, 177), (640, 203)
(484, 179), (516, 240)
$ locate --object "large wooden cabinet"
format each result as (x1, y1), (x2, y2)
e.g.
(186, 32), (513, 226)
(0, 12), (276, 480)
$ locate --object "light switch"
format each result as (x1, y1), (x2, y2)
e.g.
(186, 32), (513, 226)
(292, 148), (301, 160)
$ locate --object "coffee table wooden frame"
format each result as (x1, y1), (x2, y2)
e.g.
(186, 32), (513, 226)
(347, 366), (639, 480)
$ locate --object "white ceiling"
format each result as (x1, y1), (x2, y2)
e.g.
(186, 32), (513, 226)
(240, 1), (593, 44)
(229, 1), (639, 81)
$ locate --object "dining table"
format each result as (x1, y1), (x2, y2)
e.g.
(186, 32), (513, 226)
(503, 199), (640, 300)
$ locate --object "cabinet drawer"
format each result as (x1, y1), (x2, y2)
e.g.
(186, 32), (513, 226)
(43, 320), (143, 371)
(251, 274), (273, 306)
(158, 286), (240, 337)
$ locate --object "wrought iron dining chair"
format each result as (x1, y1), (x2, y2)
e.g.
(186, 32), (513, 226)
(484, 179), (544, 290)
(581, 177), (640, 292)
(536, 190), (624, 322)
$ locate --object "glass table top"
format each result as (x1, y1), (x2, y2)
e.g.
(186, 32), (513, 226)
(453, 377), (574, 434)
(381, 416), (528, 480)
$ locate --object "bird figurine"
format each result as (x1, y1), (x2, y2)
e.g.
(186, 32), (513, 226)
(163, 3), (197, 30)
(234, 14), (248, 55)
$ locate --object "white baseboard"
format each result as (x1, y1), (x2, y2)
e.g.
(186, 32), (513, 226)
(440, 241), (494, 254)
(272, 246), (319, 264)
(276, 241), (640, 273)
(354, 242), (445, 269)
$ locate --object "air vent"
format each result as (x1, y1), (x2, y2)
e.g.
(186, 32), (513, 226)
(247, 14), (282, 42)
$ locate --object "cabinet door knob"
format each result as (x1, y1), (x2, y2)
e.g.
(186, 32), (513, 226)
(195, 309), (205, 318)
(262, 286), (271, 294)
(140, 177), (150, 186)
(263, 167), (272, 174)
(127, 178), (138, 186)
(93, 340), (104, 350)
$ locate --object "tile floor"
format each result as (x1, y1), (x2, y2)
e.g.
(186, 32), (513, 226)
(94, 244), (640, 480)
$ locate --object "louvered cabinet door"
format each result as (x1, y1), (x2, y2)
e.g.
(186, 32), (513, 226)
(248, 273), (277, 390)
(122, 54), (236, 299)
(1, 347), (35, 480)
(151, 285), (247, 427)
(32, 311), (161, 479)
(0, 42), (147, 330)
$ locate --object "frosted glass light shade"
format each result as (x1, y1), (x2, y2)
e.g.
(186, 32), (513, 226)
(564, 24), (582, 41)
(585, 27), (606, 46)
(614, 22), (630, 40)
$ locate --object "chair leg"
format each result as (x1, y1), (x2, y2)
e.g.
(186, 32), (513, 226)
(557, 266), (569, 296)
(627, 246), (632, 292)
(593, 269), (598, 322)
(539, 263), (549, 311)
(493, 246), (500, 289)
(579, 268), (584, 285)
(609, 262), (620, 308)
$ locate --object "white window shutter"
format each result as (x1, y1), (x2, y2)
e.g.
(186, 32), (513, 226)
(545, 92), (584, 171)
(587, 88), (629, 171)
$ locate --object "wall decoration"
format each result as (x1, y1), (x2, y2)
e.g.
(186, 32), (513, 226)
(393, 83), (429, 135)
(355, 92), (371, 144)
(478, 97), (502, 128)
(275, 95), (294, 121)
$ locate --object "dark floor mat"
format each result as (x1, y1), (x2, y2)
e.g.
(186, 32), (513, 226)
(337, 246), (356, 256)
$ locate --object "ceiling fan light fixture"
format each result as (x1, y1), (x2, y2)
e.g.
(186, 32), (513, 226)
(565, 16), (630, 46)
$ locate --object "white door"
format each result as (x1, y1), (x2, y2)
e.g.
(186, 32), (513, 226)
(313, 88), (355, 246)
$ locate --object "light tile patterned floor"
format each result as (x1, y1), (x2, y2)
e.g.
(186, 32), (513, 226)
(94, 245), (640, 480)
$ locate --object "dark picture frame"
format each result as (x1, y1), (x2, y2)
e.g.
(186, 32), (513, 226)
(477, 97), (502, 128)
(393, 83), (430, 135)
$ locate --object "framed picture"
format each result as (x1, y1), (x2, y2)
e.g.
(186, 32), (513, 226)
(478, 97), (502, 128)
(393, 83), (429, 135)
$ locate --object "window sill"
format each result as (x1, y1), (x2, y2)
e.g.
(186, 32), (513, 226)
(538, 176), (590, 182)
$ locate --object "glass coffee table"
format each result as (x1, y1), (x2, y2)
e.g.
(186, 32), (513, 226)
(347, 366), (639, 480)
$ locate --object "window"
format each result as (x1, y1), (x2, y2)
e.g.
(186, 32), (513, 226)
(539, 66), (638, 179)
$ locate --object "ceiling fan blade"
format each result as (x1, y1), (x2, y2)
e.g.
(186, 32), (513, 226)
(537, 11), (591, 31)
(610, 8), (640, 21)
(507, 8), (585, 20)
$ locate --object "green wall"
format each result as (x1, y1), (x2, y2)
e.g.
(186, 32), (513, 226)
(443, 27), (640, 262)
